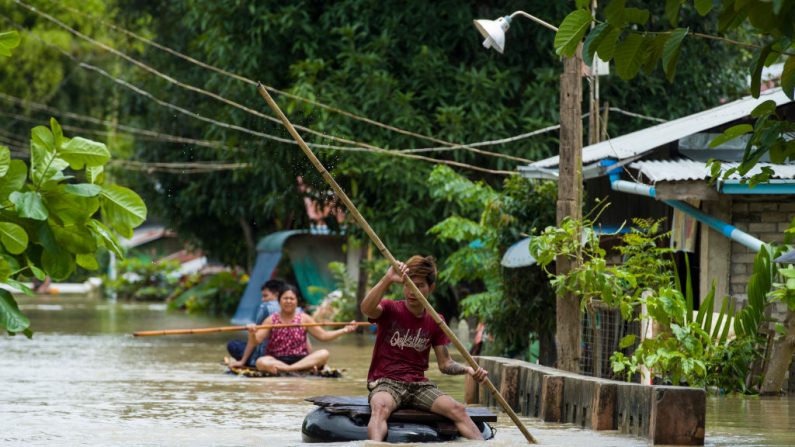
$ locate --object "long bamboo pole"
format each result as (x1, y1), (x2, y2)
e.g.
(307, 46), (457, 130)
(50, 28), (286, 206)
(257, 84), (537, 444)
(133, 321), (372, 337)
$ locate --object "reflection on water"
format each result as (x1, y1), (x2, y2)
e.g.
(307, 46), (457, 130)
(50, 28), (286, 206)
(1, 295), (793, 446)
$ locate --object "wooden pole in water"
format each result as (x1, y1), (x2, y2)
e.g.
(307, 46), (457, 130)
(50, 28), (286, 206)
(256, 83), (537, 444)
(133, 321), (372, 337)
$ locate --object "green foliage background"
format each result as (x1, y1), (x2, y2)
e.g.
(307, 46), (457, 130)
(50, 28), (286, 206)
(0, 0), (750, 333)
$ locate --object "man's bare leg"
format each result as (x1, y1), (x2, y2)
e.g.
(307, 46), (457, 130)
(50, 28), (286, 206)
(430, 395), (483, 440)
(280, 349), (329, 372)
(367, 391), (397, 441)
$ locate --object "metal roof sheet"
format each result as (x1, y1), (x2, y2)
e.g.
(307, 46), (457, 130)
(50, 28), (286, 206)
(630, 158), (795, 183)
(525, 88), (792, 170)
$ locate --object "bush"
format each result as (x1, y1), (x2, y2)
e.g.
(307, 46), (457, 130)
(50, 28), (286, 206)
(105, 257), (180, 301)
(167, 270), (246, 317)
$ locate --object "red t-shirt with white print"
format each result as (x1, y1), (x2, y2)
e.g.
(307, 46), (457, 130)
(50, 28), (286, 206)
(367, 299), (450, 383)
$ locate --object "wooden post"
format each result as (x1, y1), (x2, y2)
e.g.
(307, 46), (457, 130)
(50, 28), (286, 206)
(556, 46), (584, 373)
(500, 365), (521, 412)
(256, 85), (537, 444)
(541, 375), (564, 422)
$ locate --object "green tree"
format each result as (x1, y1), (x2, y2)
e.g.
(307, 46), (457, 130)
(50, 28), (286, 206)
(427, 165), (557, 359)
(0, 117), (147, 336)
(4, 1), (750, 320)
(555, 0), (795, 183)
(100, 0), (747, 273)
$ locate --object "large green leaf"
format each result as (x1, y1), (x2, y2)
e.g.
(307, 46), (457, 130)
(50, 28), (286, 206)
(50, 118), (65, 150)
(781, 55), (794, 100)
(100, 185), (147, 239)
(76, 253), (99, 270)
(718, 2), (748, 31)
(0, 30), (20, 57)
(664, 0), (684, 26)
(0, 145), (9, 178)
(27, 260), (45, 281)
(35, 221), (58, 253)
(30, 134), (69, 188)
(642, 34), (669, 74)
(624, 7), (650, 25)
(0, 289), (29, 334)
(31, 125), (55, 155)
(604, 0), (628, 26)
(554, 9), (592, 56)
(87, 219), (124, 258)
(45, 186), (99, 225)
(662, 28), (688, 82)
(708, 124), (753, 147)
(0, 254), (12, 282)
(750, 99), (778, 118)
(41, 246), (75, 281)
(750, 44), (773, 97)
(596, 26), (623, 61)
(59, 137), (110, 169)
(10, 191), (48, 221)
(694, 0), (713, 15)
(0, 222), (28, 254)
(614, 33), (645, 79)
(583, 23), (612, 64)
(50, 223), (97, 254)
(64, 184), (102, 197)
(86, 165), (104, 185)
(0, 160), (28, 201)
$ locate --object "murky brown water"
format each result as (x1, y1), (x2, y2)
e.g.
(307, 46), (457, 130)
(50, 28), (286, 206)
(2, 294), (793, 446)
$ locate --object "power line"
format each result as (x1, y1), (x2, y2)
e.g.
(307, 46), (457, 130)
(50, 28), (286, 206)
(4, 24), (514, 176)
(0, 105), (245, 152)
(109, 159), (251, 173)
(51, 0), (551, 158)
(17, 0), (533, 165)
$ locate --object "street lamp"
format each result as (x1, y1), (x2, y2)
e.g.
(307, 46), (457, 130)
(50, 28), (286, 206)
(473, 11), (558, 54)
(473, 10), (583, 373)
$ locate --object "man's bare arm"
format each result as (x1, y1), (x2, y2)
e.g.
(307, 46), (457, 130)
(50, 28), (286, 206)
(434, 345), (468, 375)
(360, 262), (408, 319)
(434, 344), (489, 382)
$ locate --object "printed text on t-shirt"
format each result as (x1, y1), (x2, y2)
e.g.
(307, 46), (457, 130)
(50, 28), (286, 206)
(389, 328), (430, 351)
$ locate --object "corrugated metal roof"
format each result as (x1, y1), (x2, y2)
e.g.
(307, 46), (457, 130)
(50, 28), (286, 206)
(523, 88), (792, 170)
(630, 158), (795, 182)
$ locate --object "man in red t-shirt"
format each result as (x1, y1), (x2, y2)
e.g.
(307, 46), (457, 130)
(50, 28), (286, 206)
(361, 255), (489, 441)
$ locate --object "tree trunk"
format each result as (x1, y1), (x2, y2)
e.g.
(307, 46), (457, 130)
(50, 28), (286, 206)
(239, 217), (255, 273)
(555, 47), (584, 373)
(760, 308), (795, 395)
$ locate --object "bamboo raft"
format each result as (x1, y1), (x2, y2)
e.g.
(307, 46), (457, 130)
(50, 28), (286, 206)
(223, 357), (343, 378)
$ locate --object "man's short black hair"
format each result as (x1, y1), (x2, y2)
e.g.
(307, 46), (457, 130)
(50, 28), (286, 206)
(261, 278), (286, 293)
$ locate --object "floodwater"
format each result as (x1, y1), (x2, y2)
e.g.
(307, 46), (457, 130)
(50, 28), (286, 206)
(1, 294), (793, 447)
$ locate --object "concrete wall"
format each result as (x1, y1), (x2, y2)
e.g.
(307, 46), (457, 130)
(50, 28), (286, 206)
(468, 356), (706, 445)
(730, 197), (794, 325)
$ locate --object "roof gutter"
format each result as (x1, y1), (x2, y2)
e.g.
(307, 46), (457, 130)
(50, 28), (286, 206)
(719, 181), (795, 195)
(602, 160), (764, 252)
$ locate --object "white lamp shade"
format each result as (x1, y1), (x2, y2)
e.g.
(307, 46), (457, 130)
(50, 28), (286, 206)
(473, 17), (511, 54)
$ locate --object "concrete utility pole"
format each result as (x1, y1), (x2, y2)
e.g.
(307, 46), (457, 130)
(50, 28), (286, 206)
(555, 47), (584, 373)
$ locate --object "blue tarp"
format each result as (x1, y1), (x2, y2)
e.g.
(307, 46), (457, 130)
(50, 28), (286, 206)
(230, 229), (344, 324)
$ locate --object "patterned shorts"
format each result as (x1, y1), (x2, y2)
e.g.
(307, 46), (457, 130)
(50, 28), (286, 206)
(367, 378), (445, 412)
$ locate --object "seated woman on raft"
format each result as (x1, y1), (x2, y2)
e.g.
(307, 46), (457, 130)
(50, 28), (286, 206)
(229, 285), (357, 374)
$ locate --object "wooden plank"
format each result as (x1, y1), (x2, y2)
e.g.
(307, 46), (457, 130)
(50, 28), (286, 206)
(654, 182), (719, 201)
(306, 396), (497, 422)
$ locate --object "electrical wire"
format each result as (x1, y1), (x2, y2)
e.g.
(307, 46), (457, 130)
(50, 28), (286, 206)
(17, 0), (533, 165)
(3, 23), (514, 175)
(51, 0), (556, 157)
